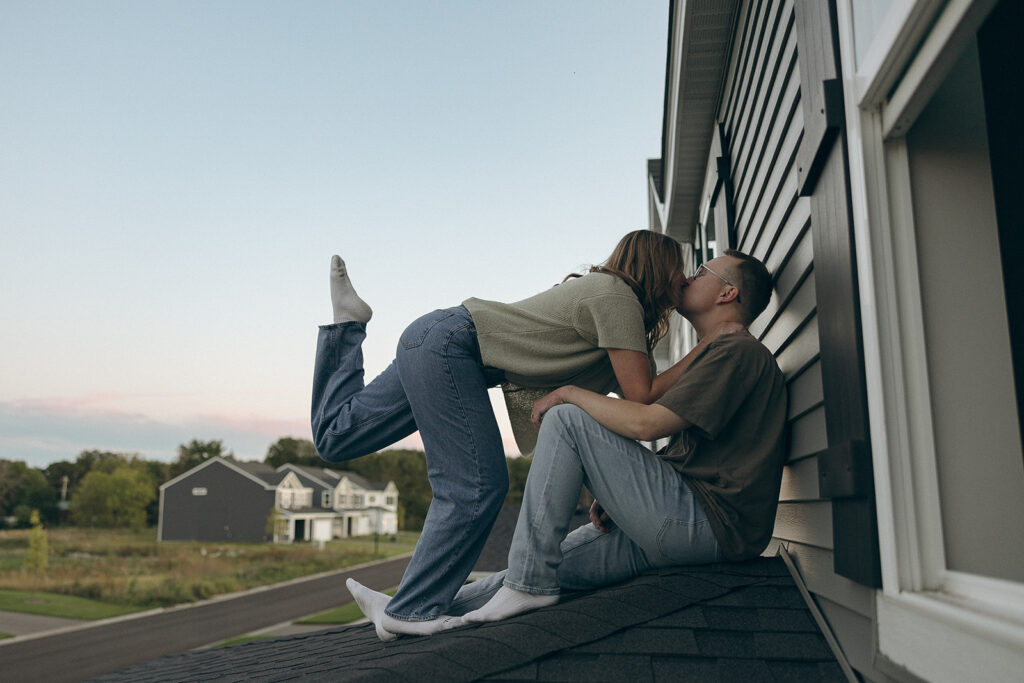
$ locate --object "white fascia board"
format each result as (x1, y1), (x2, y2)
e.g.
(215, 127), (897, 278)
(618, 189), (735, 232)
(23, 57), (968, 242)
(661, 0), (685, 215)
(338, 475), (367, 493)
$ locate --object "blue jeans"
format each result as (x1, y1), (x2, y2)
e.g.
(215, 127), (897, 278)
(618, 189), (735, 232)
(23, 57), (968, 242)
(448, 404), (720, 613)
(311, 306), (508, 620)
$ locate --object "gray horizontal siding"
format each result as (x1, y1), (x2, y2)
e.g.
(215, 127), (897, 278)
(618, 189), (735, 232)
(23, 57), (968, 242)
(713, 0), (874, 639)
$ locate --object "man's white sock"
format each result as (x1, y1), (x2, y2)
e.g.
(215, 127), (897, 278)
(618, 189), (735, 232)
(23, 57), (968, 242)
(330, 255), (373, 324)
(381, 612), (464, 637)
(461, 586), (558, 623)
(346, 578), (396, 642)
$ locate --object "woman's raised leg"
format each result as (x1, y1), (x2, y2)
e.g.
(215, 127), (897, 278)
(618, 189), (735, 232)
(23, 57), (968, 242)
(310, 256), (417, 461)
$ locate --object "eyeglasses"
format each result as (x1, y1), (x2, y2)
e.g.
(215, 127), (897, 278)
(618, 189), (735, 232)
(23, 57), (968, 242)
(693, 263), (741, 301)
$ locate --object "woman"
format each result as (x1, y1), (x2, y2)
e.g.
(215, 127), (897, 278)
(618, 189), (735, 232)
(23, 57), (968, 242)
(313, 230), (688, 638)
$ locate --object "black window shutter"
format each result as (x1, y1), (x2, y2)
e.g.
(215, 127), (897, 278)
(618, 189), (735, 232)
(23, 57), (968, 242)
(793, 0), (882, 588)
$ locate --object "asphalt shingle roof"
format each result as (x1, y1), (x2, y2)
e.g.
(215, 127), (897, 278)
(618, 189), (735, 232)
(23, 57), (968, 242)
(93, 557), (843, 682)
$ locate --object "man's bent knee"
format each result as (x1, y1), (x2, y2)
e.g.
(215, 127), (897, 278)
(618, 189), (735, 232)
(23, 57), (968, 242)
(540, 403), (586, 431)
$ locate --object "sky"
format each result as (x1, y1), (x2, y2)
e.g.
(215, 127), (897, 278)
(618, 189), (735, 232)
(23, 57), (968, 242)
(0, 1), (669, 468)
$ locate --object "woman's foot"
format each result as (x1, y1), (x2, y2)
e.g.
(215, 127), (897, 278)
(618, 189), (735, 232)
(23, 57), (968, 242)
(346, 578), (463, 639)
(331, 256), (373, 324)
(346, 578), (396, 642)
(461, 586), (558, 623)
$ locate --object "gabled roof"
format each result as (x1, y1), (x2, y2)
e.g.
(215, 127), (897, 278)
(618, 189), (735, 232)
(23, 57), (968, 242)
(336, 470), (391, 492)
(278, 464), (335, 491)
(159, 456), (279, 491)
(275, 464), (393, 492)
(235, 460), (289, 486)
(96, 558), (843, 682)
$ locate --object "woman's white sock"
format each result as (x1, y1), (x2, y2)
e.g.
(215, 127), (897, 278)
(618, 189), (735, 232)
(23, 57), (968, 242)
(346, 578), (396, 642)
(330, 255), (373, 324)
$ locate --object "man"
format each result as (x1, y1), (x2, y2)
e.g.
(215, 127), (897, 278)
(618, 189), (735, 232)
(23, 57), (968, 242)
(349, 250), (787, 634)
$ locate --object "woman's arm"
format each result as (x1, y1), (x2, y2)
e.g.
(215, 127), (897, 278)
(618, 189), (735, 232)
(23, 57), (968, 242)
(530, 385), (688, 442)
(607, 321), (746, 404)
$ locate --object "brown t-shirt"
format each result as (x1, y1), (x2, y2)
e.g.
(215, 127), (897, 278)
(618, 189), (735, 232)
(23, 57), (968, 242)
(655, 332), (787, 560)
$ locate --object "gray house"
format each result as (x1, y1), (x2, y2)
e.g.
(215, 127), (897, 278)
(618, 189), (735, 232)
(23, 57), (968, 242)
(650, 0), (1022, 680)
(157, 458), (280, 543)
(158, 457), (398, 544)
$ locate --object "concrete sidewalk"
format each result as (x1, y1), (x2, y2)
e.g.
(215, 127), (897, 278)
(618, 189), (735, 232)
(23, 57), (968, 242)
(0, 610), (87, 637)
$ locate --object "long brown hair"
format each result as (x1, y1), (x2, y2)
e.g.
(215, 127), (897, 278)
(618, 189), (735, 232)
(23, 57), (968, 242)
(567, 230), (683, 350)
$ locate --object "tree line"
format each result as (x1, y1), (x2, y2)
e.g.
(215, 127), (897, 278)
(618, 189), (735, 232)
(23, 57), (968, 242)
(0, 438), (531, 532)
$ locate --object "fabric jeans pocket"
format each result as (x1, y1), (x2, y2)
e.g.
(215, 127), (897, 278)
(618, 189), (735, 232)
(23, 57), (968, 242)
(400, 309), (456, 349)
(656, 517), (717, 565)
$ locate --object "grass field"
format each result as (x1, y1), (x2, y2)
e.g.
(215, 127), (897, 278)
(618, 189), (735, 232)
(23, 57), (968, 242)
(0, 528), (418, 614)
(0, 589), (147, 619)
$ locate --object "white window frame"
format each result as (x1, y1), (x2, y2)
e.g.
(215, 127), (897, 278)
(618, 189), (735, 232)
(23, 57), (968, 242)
(836, 1), (1024, 680)
(321, 491), (331, 508)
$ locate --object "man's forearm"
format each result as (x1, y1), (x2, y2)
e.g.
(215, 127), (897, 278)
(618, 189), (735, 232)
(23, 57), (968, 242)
(541, 386), (686, 442)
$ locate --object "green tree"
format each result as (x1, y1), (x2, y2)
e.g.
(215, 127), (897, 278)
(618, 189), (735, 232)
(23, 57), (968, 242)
(142, 459), (171, 527)
(171, 439), (233, 477)
(71, 465), (156, 529)
(265, 506), (285, 541)
(264, 437), (320, 468)
(42, 451), (135, 509)
(24, 509), (48, 570)
(0, 460), (59, 526)
(75, 449), (135, 474)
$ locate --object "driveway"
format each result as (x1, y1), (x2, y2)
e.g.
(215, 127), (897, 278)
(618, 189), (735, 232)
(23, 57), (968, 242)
(0, 553), (411, 683)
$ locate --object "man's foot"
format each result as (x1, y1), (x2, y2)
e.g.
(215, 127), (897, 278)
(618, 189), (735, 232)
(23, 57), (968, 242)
(381, 612), (464, 636)
(346, 578), (396, 642)
(461, 586), (558, 623)
(331, 256), (373, 324)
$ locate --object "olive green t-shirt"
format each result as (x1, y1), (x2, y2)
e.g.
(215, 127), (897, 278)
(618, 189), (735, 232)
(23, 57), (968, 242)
(655, 333), (787, 560)
(464, 272), (648, 390)
(464, 272), (649, 454)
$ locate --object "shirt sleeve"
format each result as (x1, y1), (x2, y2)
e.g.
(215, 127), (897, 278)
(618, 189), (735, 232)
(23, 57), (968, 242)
(573, 292), (647, 353)
(656, 338), (766, 439)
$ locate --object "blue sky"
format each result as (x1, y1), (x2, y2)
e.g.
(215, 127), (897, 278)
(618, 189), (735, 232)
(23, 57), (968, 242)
(0, 1), (669, 468)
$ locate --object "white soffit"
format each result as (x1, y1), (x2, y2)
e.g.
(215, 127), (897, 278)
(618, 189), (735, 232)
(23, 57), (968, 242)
(660, 0), (738, 242)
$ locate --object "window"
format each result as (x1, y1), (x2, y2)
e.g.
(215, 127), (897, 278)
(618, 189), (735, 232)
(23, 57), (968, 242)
(835, 1), (1024, 678)
(191, 487), (207, 496)
(321, 491), (331, 508)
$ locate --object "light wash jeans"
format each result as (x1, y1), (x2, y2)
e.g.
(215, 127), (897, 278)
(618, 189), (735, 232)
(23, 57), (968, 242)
(311, 306), (508, 621)
(448, 404), (720, 614)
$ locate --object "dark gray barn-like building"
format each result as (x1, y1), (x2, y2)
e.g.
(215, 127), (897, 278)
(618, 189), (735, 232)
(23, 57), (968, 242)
(158, 458), (279, 543)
